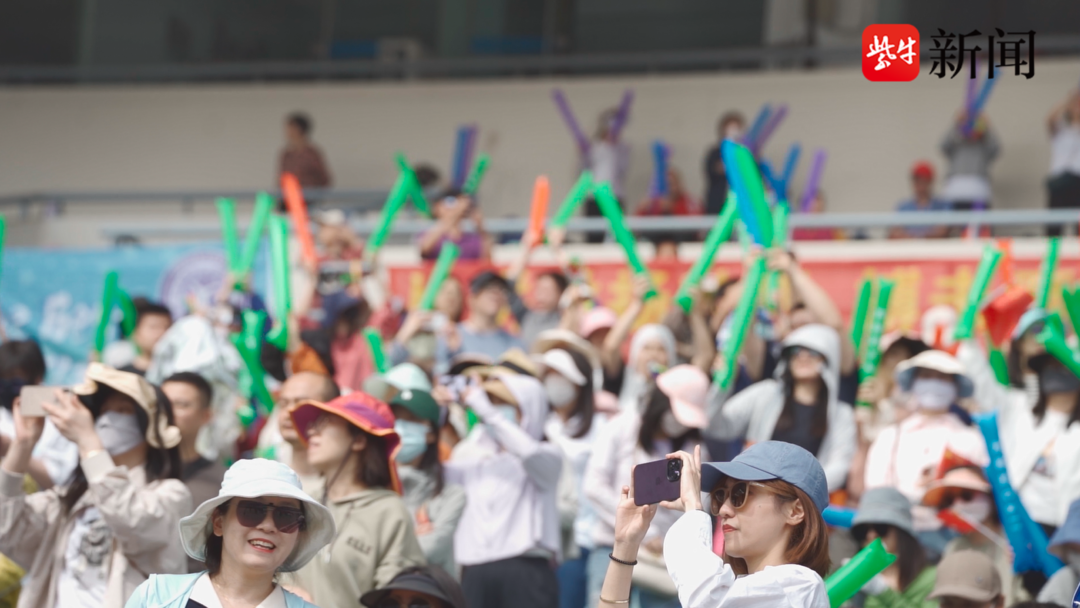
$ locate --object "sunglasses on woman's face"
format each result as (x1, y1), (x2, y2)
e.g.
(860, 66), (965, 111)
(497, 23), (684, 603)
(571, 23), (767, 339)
(709, 481), (786, 516)
(938, 490), (976, 510)
(235, 500), (306, 534)
(854, 524), (892, 544)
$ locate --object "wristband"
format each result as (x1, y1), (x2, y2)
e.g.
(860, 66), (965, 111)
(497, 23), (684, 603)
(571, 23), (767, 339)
(599, 596), (630, 605)
(608, 553), (638, 566)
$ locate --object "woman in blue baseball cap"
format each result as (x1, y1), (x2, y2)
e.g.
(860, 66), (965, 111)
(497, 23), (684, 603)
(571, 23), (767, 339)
(595, 441), (831, 607)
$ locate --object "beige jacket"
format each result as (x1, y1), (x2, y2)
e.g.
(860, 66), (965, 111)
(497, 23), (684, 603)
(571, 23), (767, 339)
(0, 451), (192, 607)
(291, 483), (425, 608)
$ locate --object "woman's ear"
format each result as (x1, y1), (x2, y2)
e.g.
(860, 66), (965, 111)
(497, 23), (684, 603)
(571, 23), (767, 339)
(350, 433), (368, 453)
(783, 498), (806, 527)
(212, 506), (226, 537)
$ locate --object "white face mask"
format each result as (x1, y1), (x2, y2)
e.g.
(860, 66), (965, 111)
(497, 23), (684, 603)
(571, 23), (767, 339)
(94, 411), (145, 456)
(544, 375), (578, 409)
(661, 411), (690, 438)
(950, 493), (992, 525)
(394, 419), (429, 464)
(911, 377), (957, 411)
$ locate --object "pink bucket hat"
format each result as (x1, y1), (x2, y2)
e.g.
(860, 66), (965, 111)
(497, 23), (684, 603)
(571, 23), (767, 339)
(579, 307), (617, 339)
(656, 365), (709, 429)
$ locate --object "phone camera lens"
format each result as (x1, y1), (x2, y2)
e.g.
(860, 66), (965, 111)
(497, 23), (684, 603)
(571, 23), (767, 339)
(666, 459), (682, 482)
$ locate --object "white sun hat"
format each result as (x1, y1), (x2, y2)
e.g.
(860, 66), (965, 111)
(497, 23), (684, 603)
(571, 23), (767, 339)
(539, 348), (588, 386)
(179, 459), (335, 573)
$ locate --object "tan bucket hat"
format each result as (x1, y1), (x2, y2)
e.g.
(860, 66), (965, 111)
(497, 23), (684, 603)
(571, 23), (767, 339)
(73, 362), (181, 449)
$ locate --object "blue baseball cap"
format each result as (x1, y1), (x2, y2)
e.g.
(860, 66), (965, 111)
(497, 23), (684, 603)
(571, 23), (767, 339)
(701, 441), (829, 513)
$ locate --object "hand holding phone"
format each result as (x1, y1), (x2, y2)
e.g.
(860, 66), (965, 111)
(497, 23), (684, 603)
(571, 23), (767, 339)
(18, 386), (59, 418)
(633, 457), (683, 506)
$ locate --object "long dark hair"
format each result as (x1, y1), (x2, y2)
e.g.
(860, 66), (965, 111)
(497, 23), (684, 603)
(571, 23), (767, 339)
(853, 524), (926, 591)
(62, 385), (181, 513)
(1032, 361), (1080, 427)
(417, 420), (445, 498)
(637, 385), (699, 454)
(348, 425), (393, 490)
(775, 364), (829, 439)
(562, 349), (596, 439)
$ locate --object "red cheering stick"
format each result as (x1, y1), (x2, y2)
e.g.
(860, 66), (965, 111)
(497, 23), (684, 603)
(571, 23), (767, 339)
(938, 509), (976, 535)
(281, 172), (318, 267)
(525, 176), (550, 248)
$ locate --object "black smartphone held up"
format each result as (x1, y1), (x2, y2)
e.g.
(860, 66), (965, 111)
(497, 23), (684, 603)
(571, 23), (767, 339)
(633, 458), (683, 506)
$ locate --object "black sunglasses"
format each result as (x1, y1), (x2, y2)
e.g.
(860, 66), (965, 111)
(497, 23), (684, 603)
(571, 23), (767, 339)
(235, 500), (306, 534)
(854, 523), (892, 544)
(709, 481), (787, 515)
(938, 489), (976, 510)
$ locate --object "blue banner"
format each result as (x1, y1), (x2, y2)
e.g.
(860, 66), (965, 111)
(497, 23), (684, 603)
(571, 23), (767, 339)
(1, 243), (268, 385)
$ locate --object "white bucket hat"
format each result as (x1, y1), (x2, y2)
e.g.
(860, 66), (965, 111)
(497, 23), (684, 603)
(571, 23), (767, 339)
(538, 349), (588, 386)
(894, 350), (975, 398)
(385, 362), (433, 392)
(179, 459), (336, 573)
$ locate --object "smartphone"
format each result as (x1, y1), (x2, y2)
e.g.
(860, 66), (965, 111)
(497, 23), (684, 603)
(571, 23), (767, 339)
(19, 386), (59, 418)
(633, 458), (682, 506)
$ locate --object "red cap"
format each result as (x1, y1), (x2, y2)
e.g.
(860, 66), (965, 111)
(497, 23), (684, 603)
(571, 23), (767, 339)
(911, 161), (935, 180)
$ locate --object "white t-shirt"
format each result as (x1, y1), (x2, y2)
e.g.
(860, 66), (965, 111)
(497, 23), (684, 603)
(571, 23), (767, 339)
(187, 573), (287, 608)
(1019, 409), (1070, 525)
(54, 507), (111, 608)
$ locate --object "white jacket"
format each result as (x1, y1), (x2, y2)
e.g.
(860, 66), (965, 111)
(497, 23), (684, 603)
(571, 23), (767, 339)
(447, 374), (563, 566)
(663, 511), (828, 608)
(705, 324), (856, 492)
(960, 341), (1080, 526)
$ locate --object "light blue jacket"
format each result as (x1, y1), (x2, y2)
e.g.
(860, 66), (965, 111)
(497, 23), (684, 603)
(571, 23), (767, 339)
(125, 572), (318, 608)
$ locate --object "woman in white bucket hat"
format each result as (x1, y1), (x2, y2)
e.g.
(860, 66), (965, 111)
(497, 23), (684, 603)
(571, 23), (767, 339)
(126, 458), (335, 608)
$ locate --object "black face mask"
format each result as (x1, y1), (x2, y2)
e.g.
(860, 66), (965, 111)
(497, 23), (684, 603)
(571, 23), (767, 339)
(1040, 366), (1080, 395)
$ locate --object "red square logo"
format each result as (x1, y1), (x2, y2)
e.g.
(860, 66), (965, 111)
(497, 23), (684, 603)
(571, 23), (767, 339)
(862, 24), (920, 81)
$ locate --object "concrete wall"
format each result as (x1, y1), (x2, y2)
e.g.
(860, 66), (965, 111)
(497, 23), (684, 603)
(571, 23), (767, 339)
(0, 58), (1076, 226)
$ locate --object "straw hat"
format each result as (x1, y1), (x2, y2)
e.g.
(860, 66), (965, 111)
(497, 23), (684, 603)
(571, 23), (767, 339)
(73, 362), (181, 449)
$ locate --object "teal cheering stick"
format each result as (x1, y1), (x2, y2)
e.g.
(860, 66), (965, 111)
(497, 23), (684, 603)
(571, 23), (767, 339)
(849, 278), (873, 359)
(954, 246), (1002, 340)
(418, 242), (461, 311)
(266, 215), (292, 351)
(93, 271), (120, 354)
(1036, 237), (1060, 309)
(594, 182), (656, 300)
(764, 201), (790, 311)
(463, 154), (491, 196)
(231, 310), (274, 426)
(363, 327), (390, 374)
(215, 197), (241, 273)
(715, 257), (767, 390)
(395, 153), (432, 218)
(367, 174), (410, 256)
(675, 202), (737, 313)
(549, 171), (594, 229)
(825, 538), (897, 608)
(236, 193), (275, 278)
(856, 278), (894, 407)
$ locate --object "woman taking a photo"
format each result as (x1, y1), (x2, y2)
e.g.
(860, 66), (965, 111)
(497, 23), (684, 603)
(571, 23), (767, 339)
(0, 363), (191, 607)
(597, 441), (831, 607)
(584, 365), (711, 608)
(127, 458), (335, 607)
(706, 323), (856, 492)
(288, 392), (426, 606)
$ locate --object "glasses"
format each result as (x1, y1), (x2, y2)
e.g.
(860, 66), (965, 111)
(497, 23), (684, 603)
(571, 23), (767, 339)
(235, 500), (306, 534)
(375, 598), (434, 608)
(854, 523), (892, 544)
(709, 481), (789, 515)
(938, 490), (976, 510)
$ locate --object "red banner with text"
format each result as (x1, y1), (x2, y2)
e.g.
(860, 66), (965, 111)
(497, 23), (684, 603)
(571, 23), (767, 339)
(388, 257), (1080, 333)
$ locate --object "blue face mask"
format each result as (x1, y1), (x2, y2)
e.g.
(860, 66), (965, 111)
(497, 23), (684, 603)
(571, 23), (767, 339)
(394, 420), (430, 464)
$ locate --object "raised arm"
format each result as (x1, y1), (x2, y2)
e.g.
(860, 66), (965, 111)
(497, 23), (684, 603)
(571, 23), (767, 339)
(689, 292), (718, 373)
(602, 275), (649, 373)
(464, 384), (562, 491)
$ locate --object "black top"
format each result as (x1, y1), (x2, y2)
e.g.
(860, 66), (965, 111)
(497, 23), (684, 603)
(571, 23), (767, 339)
(185, 601), (208, 608)
(770, 401), (825, 456)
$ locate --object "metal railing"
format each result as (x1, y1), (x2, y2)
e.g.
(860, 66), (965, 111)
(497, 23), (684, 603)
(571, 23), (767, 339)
(93, 209), (1078, 242)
